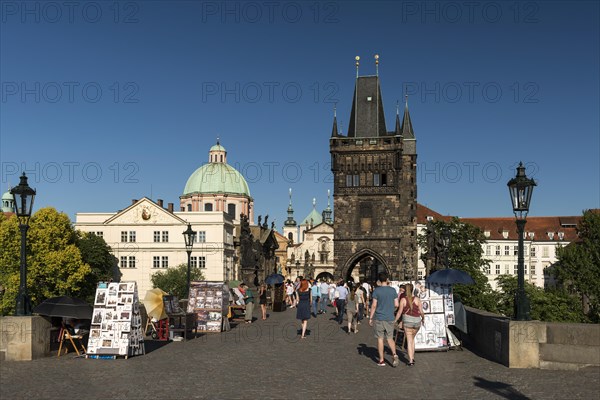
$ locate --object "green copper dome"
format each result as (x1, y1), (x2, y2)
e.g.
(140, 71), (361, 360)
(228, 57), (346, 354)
(183, 163), (251, 197)
(210, 143), (226, 152)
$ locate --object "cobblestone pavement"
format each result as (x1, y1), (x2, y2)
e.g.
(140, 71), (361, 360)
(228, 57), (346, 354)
(1, 307), (599, 400)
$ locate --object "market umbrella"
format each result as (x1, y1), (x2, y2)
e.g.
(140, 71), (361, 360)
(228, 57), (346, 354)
(143, 288), (168, 321)
(265, 273), (285, 285)
(32, 296), (93, 319)
(426, 269), (475, 286)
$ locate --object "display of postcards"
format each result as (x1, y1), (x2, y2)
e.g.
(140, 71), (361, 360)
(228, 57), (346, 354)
(107, 295), (118, 307)
(104, 310), (114, 321)
(163, 297), (173, 314)
(119, 322), (130, 332)
(88, 338), (99, 352)
(414, 282), (429, 300)
(446, 314), (455, 325)
(205, 290), (214, 297)
(126, 282), (135, 292)
(208, 312), (222, 321)
(421, 300), (431, 313)
(108, 283), (119, 296)
(120, 311), (131, 321)
(170, 296), (182, 313)
(92, 309), (104, 325)
(101, 330), (115, 339)
(94, 289), (107, 306)
(90, 328), (101, 339)
(120, 331), (129, 339)
(424, 314), (446, 337)
(122, 303), (132, 312)
(205, 297), (214, 307)
(206, 321), (221, 332)
(196, 321), (207, 331)
(427, 284), (444, 300)
(445, 299), (454, 311)
(431, 299), (444, 313)
(119, 283), (128, 292)
(101, 339), (113, 348)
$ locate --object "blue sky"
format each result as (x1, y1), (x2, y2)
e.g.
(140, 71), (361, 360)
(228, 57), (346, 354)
(1, 0), (599, 228)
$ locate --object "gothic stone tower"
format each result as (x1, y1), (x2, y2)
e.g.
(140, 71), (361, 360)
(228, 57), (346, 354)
(330, 63), (417, 282)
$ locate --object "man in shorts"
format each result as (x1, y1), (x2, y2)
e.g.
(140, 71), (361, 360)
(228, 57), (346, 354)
(368, 272), (400, 367)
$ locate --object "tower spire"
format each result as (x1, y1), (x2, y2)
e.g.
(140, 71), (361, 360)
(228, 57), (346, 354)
(395, 100), (401, 135)
(284, 188), (297, 227)
(331, 103), (339, 137)
(322, 189), (333, 224)
(401, 94), (415, 138)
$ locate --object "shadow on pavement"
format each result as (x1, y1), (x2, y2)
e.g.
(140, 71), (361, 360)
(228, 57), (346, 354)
(473, 376), (531, 400)
(356, 343), (379, 362)
(143, 340), (171, 354)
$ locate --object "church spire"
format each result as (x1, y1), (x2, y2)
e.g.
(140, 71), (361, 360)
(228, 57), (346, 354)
(322, 189), (333, 224)
(284, 188), (297, 227)
(331, 103), (339, 137)
(401, 95), (415, 138)
(395, 100), (401, 135)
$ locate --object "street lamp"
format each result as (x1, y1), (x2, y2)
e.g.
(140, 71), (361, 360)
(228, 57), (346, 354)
(507, 162), (536, 321)
(182, 223), (196, 299)
(10, 172), (36, 316)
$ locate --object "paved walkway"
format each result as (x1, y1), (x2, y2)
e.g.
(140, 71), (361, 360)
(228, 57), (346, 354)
(1, 306), (599, 399)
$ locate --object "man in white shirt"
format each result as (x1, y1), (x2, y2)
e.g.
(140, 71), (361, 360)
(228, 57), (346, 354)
(319, 280), (330, 313)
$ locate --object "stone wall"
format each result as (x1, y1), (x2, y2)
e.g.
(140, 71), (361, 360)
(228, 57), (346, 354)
(464, 307), (600, 370)
(0, 316), (51, 361)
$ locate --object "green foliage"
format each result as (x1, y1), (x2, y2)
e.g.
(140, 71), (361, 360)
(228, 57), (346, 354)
(418, 218), (499, 312)
(495, 275), (586, 322)
(150, 263), (205, 299)
(75, 231), (119, 304)
(554, 209), (600, 322)
(0, 208), (92, 315)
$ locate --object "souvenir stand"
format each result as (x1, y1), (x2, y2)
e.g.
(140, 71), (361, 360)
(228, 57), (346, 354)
(390, 281), (455, 352)
(187, 281), (230, 333)
(87, 281), (145, 359)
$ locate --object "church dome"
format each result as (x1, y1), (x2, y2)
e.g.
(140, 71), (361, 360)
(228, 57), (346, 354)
(1, 190), (14, 213)
(183, 163), (251, 197)
(182, 141), (251, 197)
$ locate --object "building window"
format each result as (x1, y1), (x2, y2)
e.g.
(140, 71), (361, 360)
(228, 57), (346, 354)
(505, 265), (509, 274)
(531, 265), (536, 276)
(381, 173), (387, 186)
(153, 256), (160, 268)
(190, 256), (197, 268)
(346, 175), (353, 187)
(129, 231), (136, 242)
(531, 246), (536, 257)
(514, 246), (518, 256)
(162, 231), (169, 242)
(120, 256), (127, 268)
(154, 231), (160, 242)
(486, 246), (491, 256)
(374, 173), (380, 186)
(353, 174), (359, 186)
(204, 203), (213, 211)
(524, 246), (528, 256)
(514, 265), (518, 275)
(495, 246), (501, 256)
(524, 265), (528, 275)
(228, 203), (236, 218)
(196, 231), (206, 243)
(484, 265), (490, 275)
(495, 264), (500, 275)
(199, 256), (206, 269)
(129, 256), (136, 268)
(95, 231), (103, 238)
(542, 247), (549, 258)
(504, 246), (510, 256)
(161, 256), (168, 269)
(187, 204), (192, 211)
(121, 231), (128, 242)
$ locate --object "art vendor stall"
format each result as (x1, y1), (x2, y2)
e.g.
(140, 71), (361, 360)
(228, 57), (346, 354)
(391, 281), (456, 352)
(187, 281), (230, 333)
(87, 281), (145, 359)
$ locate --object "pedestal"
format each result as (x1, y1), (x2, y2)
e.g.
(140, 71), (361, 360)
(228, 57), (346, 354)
(0, 316), (51, 361)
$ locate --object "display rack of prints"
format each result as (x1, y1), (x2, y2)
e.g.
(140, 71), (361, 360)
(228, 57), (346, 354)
(187, 281), (229, 333)
(414, 281), (454, 351)
(86, 281), (145, 359)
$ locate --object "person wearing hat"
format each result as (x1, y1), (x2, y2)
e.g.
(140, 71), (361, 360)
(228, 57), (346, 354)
(240, 283), (254, 324)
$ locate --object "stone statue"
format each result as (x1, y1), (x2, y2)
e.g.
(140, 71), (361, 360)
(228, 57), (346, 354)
(264, 214), (269, 228)
(257, 215), (262, 226)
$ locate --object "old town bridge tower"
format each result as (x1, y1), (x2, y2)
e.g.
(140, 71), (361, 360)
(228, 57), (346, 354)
(330, 57), (417, 282)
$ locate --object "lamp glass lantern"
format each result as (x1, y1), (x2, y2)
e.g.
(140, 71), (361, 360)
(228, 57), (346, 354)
(183, 223), (196, 252)
(507, 162), (536, 220)
(11, 173), (36, 223)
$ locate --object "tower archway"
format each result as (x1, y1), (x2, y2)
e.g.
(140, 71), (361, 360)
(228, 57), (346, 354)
(340, 249), (390, 283)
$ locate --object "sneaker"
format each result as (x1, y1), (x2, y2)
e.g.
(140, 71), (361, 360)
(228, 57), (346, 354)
(392, 355), (400, 367)
(377, 360), (386, 367)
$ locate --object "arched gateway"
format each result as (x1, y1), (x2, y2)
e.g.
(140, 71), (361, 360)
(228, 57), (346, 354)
(330, 61), (418, 282)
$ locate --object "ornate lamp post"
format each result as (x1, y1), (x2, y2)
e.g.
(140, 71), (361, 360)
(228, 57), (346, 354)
(182, 223), (196, 299)
(507, 162), (536, 321)
(10, 173), (36, 316)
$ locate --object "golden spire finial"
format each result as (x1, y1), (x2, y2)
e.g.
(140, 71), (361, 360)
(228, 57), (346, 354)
(375, 54), (379, 76)
(355, 55), (360, 78)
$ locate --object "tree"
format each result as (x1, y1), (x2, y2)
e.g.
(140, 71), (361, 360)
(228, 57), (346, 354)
(0, 207), (92, 315)
(75, 231), (120, 304)
(150, 263), (205, 299)
(495, 275), (585, 322)
(554, 209), (600, 322)
(418, 218), (499, 313)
